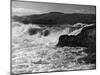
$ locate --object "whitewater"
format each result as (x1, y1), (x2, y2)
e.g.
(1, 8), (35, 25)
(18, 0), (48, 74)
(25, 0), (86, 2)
(11, 21), (95, 74)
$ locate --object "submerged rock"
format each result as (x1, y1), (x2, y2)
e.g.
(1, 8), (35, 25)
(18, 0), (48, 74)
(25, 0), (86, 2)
(28, 28), (41, 35)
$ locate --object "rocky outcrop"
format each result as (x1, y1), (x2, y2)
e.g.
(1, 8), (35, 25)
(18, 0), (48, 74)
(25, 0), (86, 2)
(57, 25), (96, 47)
(56, 25), (96, 64)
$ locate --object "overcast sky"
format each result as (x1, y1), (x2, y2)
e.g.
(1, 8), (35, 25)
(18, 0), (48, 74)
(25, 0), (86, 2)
(12, 0), (96, 14)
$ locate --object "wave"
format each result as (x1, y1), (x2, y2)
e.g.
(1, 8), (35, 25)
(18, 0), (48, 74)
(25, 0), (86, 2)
(12, 22), (96, 74)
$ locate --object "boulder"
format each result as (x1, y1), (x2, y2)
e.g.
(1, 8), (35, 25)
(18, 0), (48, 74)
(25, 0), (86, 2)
(28, 28), (41, 35)
(56, 25), (96, 64)
(56, 25), (96, 47)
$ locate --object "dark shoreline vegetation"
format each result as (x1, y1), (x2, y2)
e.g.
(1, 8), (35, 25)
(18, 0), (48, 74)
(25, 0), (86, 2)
(13, 12), (96, 26)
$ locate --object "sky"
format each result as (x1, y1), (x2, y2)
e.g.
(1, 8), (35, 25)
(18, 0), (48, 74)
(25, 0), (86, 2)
(12, 0), (96, 14)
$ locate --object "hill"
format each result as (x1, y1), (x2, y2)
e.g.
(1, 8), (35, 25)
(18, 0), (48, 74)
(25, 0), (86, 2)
(12, 12), (96, 27)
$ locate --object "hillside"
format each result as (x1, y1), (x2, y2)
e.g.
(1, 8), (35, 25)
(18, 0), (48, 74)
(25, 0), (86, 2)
(12, 12), (96, 27)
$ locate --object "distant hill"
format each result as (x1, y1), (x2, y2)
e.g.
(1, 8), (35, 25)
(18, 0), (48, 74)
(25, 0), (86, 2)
(12, 12), (96, 26)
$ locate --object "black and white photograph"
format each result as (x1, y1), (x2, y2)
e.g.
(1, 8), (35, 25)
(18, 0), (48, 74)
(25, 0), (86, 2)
(11, 0), (96, 74)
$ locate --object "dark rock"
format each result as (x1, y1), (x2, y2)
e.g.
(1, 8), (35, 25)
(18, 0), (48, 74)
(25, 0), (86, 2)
(40, 30), (50, 36)
(56, 25), (96, 47)
(28, 28), (41, 35)
(56, 25), (96, 64)
(43, 30), (50, 36)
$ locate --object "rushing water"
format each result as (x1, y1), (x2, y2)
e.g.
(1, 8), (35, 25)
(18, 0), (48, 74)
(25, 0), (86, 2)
(12, 22), (95, 74)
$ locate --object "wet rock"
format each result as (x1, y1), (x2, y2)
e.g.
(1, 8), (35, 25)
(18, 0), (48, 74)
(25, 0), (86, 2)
(28, 28), (41, 35)
(42, 30), (50, 36)
(56, 25), (96, 64)
(56, 25), (96, 47)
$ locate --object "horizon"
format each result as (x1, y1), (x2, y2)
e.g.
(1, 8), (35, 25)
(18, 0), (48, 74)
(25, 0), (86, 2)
(12, 0), (96, 14)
